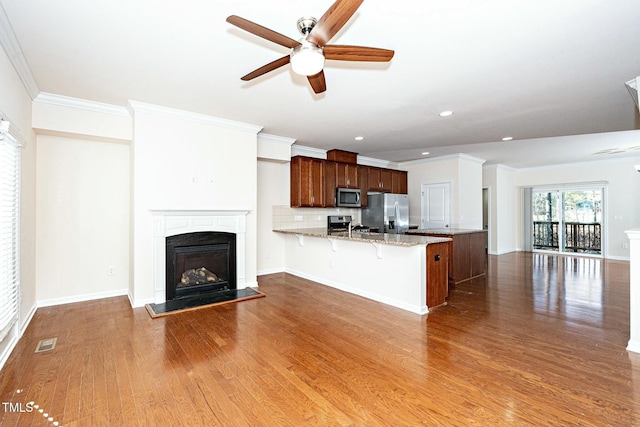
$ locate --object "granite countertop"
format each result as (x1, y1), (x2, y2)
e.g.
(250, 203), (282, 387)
(406, 228), (487, 235)
(274, 228), (451, 247)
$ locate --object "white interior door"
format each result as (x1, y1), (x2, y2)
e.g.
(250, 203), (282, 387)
(421, 182), (451, 229)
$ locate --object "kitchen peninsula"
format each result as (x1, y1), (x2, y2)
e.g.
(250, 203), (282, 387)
(274, 228), (451, 314)
(406, 229), (487, 284)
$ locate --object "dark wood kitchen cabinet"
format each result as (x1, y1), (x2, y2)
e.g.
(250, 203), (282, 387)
(290, 156), (325, 207)
(326, 149), (358, 164)
(368, 167), (393, 192)
(324, 160), (337, 207)
(289, 153), (408, 207)
(426, 241), (450, 308)
(411, 230), (487, 285)
(392, 170), (408, 194)
(357, 165), (369, 208)
(335, 162), (358, 188)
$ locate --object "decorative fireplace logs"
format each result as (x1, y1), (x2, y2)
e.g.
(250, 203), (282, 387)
(179, 267), (220, 287)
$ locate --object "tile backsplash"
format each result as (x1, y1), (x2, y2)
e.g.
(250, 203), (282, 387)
(272, 205), (362, 230)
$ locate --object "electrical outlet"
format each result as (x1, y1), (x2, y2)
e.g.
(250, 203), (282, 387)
(295, 215), (303, 221)
(108, 266), (115, 276)
(623, 242), (629, 249)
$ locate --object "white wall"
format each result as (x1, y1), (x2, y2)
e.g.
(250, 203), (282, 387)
(256, 160), (289, 275)
(0, 36), (37, 365)
(457, 155), (484, 229)
(404, 154), (484, 229)
(514, 157), (640, 259)
(35, 135), (130, 304)
(483, 165), (518, 254)
(129, 102), (261, 305)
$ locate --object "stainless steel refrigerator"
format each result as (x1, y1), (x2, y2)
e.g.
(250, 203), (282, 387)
(361, 193), (409, 234)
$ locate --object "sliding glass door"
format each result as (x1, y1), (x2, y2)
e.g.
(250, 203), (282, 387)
(532, 188), (602, 255)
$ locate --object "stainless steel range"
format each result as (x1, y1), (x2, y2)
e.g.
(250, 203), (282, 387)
(327, 215), (370, 235)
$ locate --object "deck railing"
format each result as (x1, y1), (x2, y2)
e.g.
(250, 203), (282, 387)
(533, 221), (601, 253)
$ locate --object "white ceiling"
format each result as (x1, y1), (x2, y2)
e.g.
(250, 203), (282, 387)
(1, 0), (640, 168)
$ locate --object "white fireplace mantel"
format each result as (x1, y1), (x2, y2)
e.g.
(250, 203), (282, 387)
(151, 209), (249, 303)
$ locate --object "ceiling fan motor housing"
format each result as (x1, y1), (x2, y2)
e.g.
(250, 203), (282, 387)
(297, 17), (317, 35)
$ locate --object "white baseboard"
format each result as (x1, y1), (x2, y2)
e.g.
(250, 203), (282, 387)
(38, 288), (129, 308)
(257, 267), (285, 276)
(127, 291), (154, 308)
(0, 302), (37, 372)
(0, 330), (19, 372)
(627, 340), (640, 354)
(606, 255), (630, 261)
(20, 302), (37, 336)
(488, 248), (518, 255)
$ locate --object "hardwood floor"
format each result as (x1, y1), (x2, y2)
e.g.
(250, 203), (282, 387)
(1, 252), (639, 426)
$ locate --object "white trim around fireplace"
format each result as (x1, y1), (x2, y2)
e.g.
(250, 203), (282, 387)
(151, 210), (249, 304)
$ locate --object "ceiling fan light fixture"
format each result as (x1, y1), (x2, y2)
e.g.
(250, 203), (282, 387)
(290, 42), (325, 76)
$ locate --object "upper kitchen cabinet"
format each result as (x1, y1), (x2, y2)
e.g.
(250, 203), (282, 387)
(290, 156), (325, 207)
(289, 151), (408, 207)
(368, 167), (394, 192)
(357, 165), (369, 208)
(324, 160), (337, 207)
(326, 149), (358, 164)
(335, 162), (359, 188)
(392, 170), (408, 194)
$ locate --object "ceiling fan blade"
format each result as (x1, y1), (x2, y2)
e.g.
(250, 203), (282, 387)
(306, 0), (363, 47)
(307, 71), (327, 94)
(227, 15), (301, 49)
(324, 45), (394, 62)
(241, 55), (291, 81)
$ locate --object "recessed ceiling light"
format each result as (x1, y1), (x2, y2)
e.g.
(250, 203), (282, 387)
(422, 151), (430, 156)
(355, 136), (364, 141)
(439, 111), (453, 117)
(502, 136), (513, 141)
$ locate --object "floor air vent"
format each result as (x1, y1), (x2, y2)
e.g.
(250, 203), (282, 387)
(35, 337), (57, 353)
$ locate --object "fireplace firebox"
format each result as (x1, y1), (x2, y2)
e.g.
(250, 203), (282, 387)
(166, 231), (236, 301)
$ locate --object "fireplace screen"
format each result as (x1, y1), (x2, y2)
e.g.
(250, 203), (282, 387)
(166, 232), (236, 301)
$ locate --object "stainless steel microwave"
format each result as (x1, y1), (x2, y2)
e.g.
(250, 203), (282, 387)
(336, 188), (361, 208)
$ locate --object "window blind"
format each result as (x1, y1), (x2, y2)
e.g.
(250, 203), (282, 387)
(0, 125), (20, 343)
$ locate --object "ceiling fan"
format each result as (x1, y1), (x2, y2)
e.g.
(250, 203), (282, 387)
(226, 0), (394, 94)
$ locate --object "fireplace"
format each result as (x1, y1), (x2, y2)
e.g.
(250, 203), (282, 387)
(166, 232), (236, 301)
(148, 210), (248, 307)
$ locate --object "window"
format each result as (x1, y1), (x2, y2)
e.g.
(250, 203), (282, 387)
(0, 124), (20, 342)
(531, 187), (603, 255)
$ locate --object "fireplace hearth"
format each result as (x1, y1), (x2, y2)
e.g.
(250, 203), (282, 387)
(166, 231), (236, 301)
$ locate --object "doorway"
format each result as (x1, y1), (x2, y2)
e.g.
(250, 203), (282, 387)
(421, 182), (451, 229)
(532, 188), (603, 255)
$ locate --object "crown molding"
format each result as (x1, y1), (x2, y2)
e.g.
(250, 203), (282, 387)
(483, 163), (518, 172)
(291, 144), (327, 159)
(0, 3), (39, 99)
(357, 155), (399, 169)
(35, 92), (130, 117)
(400, 153), (486, 166)
(290, 145), (402, 168)
(258, 133), (296, 146)
(518, 154), (640, 172)
(128, 101), (262, 134)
